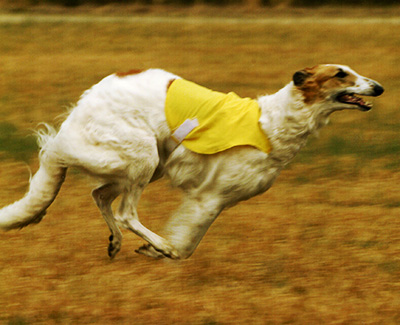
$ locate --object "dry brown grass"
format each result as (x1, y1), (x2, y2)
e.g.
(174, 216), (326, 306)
(0, 10), (400, 324)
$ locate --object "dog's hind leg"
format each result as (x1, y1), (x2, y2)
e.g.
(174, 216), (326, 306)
(92, 183), (123, 259)
(116, 180), (180, 259)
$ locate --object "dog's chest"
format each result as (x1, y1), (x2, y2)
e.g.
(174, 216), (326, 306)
(165, 79), (271, 155)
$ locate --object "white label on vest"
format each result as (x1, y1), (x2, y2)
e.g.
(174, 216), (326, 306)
(171, 118), (199, 144)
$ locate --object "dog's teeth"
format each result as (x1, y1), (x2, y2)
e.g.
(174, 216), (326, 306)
(338, 93), (372, 109)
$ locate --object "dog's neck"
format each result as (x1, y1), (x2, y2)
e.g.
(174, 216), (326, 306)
(258, 82), (330, 165)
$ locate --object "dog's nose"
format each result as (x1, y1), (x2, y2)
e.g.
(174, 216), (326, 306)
(372, 82), (384, 96)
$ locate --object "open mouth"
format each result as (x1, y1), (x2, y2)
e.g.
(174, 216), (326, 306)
(337, 93), (372, 111)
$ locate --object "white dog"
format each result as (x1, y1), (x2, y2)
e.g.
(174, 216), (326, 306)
(0, 65), (383, 260)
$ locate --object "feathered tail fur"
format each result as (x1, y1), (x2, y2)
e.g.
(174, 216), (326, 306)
(0, 125), (67, 230)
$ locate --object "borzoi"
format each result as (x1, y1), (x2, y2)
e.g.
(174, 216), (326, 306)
(0, 64), (383, 259)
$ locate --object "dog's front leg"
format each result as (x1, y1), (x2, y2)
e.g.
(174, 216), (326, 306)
(137, 193), (223, 259)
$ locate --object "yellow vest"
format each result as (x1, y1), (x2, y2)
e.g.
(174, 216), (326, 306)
(165, 79), (271, 155)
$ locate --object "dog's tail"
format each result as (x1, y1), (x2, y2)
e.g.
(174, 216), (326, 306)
(0, 125), (67, 230)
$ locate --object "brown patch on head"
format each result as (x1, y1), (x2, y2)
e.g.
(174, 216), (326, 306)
(293, 65), (358, 104)
(115, 69), (144, 77)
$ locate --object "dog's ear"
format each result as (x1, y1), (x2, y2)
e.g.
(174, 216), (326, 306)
(293, 70), (311, 86)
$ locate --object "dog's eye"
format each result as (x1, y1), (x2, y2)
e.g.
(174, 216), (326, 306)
(335, 70), (348, 79)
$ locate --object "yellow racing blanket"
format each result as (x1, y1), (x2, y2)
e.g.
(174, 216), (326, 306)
(165, 79), (271, 155)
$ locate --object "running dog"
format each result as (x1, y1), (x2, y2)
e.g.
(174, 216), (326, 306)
(0, 64), (384, 259)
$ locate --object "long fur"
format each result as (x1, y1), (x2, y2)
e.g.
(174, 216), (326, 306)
(0, 65), (383, 259)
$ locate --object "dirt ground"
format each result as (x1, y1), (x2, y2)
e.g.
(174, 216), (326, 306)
(0, 7), (399, 324)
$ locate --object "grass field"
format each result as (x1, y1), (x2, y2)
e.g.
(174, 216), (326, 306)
(0, 8), (400, 324)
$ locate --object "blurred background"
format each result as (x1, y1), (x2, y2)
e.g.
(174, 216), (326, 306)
(1, 0), (399, 7)
(0, 0), (399, 324)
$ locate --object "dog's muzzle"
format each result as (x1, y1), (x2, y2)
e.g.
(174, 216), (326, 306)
(337, 79), (384, 111)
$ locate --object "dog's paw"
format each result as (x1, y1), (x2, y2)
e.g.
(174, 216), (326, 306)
(157, 239), (181, 259)
(108, 234), (121, 259)
(135, 243), (180, 260)
(135, 244), (165, 259)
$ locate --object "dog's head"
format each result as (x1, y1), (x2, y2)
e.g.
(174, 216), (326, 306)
(292, 64), (384, 112)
